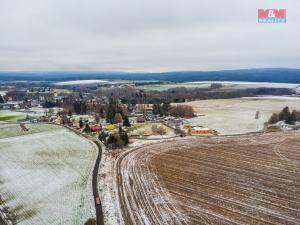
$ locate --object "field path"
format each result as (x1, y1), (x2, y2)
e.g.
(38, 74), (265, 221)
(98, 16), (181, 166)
(92, 140), (104, 225)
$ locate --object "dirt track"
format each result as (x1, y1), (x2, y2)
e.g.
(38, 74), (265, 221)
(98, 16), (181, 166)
(117, 132), (300, 225)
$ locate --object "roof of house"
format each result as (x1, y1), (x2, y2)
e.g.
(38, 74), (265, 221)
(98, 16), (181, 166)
(192, 127), (210, 131)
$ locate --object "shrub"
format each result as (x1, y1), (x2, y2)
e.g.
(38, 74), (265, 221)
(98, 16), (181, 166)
(123, 115), (131, 127)
(152, 125), (166, 135)
(84, 218), (96, 225)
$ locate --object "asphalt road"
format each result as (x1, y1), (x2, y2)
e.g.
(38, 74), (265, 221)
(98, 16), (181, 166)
(92, 140), (104, 225)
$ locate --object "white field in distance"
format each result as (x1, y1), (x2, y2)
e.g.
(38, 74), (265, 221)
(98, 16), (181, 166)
(0, 124), (97, 225)
(54, 80), (111, 86)
(178, 96), (300, 135)
(186, 81), (300, 89)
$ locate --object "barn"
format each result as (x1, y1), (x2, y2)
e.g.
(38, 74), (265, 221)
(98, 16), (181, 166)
(191, 127), (212, 134)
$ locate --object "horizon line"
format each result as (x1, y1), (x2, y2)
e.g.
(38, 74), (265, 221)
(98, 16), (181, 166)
(0, 67), (300, 74)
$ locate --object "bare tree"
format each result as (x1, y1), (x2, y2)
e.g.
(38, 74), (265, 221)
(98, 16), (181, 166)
(170, 105), (194, 118)
(268, 113), (279, 124)
(114, 113), (123, 124)
(152, 125), (166, 135)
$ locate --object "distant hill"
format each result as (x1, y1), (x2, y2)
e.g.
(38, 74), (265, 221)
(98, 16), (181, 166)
(0, 68), (300, 83)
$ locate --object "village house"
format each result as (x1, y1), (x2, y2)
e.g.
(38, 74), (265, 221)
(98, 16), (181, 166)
(136, 115), (146, 123)
(0, 101), (22, 110)
(90, 124), (102, 132)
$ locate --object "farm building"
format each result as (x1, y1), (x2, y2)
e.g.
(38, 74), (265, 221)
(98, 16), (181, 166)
(183, 124), (193, 129)
(191, 127), (212, 134)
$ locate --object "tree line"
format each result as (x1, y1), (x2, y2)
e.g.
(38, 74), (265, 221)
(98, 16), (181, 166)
(152, 102), (194, 118)
(98, 87), (295, 105)
(268, 107), (300, 125)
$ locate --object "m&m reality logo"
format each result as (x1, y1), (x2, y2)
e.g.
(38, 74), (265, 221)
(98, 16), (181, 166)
(258, 9), (286, 23)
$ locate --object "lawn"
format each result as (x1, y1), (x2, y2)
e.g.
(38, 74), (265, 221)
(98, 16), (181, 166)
(128, 122), (174, 138)
(0, 114), (25, 122)
(127, 124), (143, 132)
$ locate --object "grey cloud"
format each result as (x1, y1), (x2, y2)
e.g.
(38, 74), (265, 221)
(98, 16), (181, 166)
(0, 0), (299, 71)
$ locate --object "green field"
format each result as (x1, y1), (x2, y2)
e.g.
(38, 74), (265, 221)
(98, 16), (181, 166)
(136, 81), (298, 91)
(0, 114), (25, 122)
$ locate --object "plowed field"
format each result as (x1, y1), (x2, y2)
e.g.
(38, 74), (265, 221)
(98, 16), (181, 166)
(117, 132), (300, 225)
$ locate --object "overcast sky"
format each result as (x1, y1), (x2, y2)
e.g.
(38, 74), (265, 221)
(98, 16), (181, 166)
(0, 0), (299, 72)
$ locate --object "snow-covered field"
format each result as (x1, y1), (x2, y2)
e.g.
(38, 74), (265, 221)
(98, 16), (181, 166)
(0, 91), (7, 96)
(98, 149), (123, 225)
(54, 80), (110, 86)
(0, 123), (59, 139)
(0, 124), (97, 225)
(186, 81), (299, 89)
(179, 96), (300, 135)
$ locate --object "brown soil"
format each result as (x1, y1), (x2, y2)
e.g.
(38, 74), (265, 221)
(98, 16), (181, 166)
(117, 132), (300, 225)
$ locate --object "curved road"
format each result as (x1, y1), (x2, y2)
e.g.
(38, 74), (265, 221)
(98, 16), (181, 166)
(92, 140), (104, 225)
